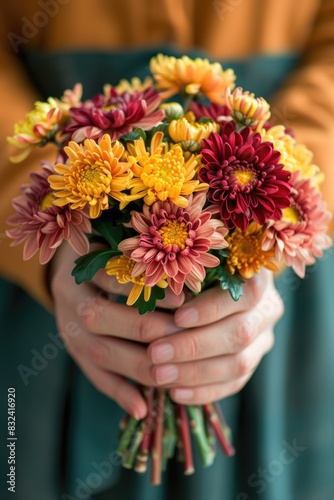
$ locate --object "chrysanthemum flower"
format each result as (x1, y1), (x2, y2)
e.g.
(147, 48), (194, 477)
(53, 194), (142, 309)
(6, 163), (91, 264)
(190, 102), (231, 123)
(55, 83), (83, 116)
(63, 85), (164, 143)
(49, 134), (132, 218)
(261, 125), (323, 186)
(226, 87), (271, 127)
(127, 131), (208, 208)
(150, 54), (235, 104)
(199, 121), (291, 230)
(105, 254), (168, 306)
(7, 99), (62, 163)
(226, 222), (278, 279)
(262, 171), (332, 278)
(118, 193), (228, 295)
(113, 77), (154, 94)
(169, 111), (220, 143)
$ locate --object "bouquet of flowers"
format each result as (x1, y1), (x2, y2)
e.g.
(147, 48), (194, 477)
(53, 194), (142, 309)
(6, 54), (332, 485)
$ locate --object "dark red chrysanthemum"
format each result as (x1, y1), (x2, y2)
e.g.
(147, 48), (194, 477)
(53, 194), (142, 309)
(63, 86), (164, 143)
(198, 121), (291, 230)
(190, 102), (231, 122)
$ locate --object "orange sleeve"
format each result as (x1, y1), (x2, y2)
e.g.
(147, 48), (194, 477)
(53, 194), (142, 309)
(270, 0), (334, 232)
(0, 16), (55, 310)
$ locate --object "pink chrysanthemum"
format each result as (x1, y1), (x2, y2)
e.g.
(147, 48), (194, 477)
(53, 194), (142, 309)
(262, 171), (332, 278)
(6, 163), (91, 264)
(63, 85), (164, 143)
(199, 121), (291, 230)
(118, 193), (228, 295)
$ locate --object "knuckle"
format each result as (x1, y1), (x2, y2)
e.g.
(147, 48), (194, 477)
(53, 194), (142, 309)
(88, 339), (108, 367)
(234, 316), (254, 350)
(135, 359), (153, 385)
(235, 352), (253, 377)
(182, 335), (201, 360)
(138, 316), (156, 343)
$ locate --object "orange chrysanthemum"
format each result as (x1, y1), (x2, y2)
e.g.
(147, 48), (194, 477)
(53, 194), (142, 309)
(49, 134), (132, 218)
(126, 131), (208, 208)
(105, 254), (168, 306)
(150, 54), (235, 104)
(226, 222), (278, 279)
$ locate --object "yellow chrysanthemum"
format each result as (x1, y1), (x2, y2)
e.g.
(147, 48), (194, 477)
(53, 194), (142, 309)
(105, 255), (168, 306)
(48, 134), (132, 218)
(126, 131), (208, 208)
(226, 87), (271, 127)
(261, 125), (323, 186)
(169, 111), (220, 143)
(7, 98), (62, 163)
(150, 54), (235, 103)
(226, 223), (278, 279)
(104, 77), (153, 96)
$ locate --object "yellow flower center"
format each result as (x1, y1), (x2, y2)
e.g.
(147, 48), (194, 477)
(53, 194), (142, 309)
(235, 169), (255, 186)
(282, 206), (301, 223)
(141, 146), (185, 200)
(80, 165), (106, 186)
(159, 220), (188, 250)
(40, 191), (55, 210)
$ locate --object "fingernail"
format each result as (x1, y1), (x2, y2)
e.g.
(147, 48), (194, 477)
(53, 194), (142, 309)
(173, 388), (194, 401)
(151, 343), (174, 363)
(175, 307), (198, 327)
(156, 364), (178, 385)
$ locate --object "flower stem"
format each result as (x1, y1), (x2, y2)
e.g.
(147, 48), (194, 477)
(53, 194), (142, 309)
(151, 388), (166, 486)
(177, 405), (195, 475)
(135, 387), (155, 473)
(204, 403), (235, 456)
(117, 416), (139, 457)
(123, 424), (145, 469)
(187, 405), (215, 467)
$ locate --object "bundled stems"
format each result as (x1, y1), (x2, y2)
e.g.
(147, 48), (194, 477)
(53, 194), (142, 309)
(117, 387), (235, 485)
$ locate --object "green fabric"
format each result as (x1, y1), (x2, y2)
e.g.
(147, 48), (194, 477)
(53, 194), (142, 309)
(2, 46), (334, 499)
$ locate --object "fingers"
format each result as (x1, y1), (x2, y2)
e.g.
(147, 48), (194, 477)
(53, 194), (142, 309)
(170, 372), (254, 405)
(150, 328), (274, 389)
(73, 356), (148, 419)
(173, 269), (271, 328)
(148, 280), (283, 363)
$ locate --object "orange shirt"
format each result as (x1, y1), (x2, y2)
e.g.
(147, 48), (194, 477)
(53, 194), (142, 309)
(0, 0), (333, 309)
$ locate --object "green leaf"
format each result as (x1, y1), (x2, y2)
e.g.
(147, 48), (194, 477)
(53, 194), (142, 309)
(72, 249), (120, 284)
(216, 266), (244, 301)
(119, 127), (146, 142)
(86, 234), (109, 245)
(92, 212), (124, 248)
(148, 123), (170, 140)
(132, 286), (166, 315)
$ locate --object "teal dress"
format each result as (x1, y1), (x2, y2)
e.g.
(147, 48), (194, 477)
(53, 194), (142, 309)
(1, 46), (334, 500)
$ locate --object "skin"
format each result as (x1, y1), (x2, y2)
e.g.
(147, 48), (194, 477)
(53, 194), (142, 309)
(51, 243), (283, 419)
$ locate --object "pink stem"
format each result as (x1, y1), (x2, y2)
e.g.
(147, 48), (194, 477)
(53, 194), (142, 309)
(204, 403), (235, 457)
(151, 389), (166, 485)
(177, 405), (195, 475)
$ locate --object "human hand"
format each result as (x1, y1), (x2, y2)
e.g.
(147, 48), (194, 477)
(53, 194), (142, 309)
(50, 243), (185, 419)
(148, 269), (283, 405)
